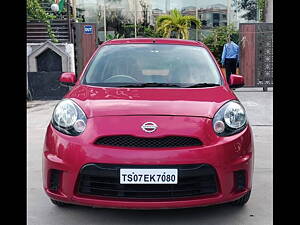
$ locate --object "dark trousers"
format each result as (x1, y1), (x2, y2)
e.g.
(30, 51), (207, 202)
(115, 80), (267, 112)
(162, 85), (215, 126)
(225, 58), (237, 83)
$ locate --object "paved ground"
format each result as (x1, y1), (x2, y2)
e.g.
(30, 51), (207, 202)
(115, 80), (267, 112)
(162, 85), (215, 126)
(27, 88), (273, 225)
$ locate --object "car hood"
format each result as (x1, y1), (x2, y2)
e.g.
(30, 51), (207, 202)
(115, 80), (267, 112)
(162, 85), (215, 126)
(66, 85), (237, 119)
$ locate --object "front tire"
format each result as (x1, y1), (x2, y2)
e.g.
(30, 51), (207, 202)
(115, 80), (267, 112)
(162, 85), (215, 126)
(50, 199), (69, 207)
(230, 191), (251, 206)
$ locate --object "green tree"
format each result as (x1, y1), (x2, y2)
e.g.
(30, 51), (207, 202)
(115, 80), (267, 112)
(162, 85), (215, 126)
(106, 32), (124, 40)
(27, 0), (58, 42)
(156, 9), (201, 39)
(138, 25), (162, 38)
(202, 25), (238, 64)
(232, 0), (257, 21)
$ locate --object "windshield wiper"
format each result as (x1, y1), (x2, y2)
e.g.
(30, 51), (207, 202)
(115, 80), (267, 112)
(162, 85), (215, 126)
(118, 83), (182, 88)
(185, 83), (220, 88)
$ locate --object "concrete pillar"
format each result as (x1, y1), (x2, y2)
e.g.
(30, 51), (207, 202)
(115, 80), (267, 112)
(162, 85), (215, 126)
(265, 0), (273, 23)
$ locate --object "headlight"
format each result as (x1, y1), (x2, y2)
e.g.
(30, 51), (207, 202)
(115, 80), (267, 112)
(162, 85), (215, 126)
(213, 100), (247, 136)
(52, 99), (87, 136)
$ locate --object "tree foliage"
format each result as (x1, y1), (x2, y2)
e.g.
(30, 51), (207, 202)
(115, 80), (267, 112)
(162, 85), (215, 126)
(156, 9), (201, 39)
(106, 32), (124, 41)
(27, 0), (58, 42)
(232, 0), (257, 21)
(98, 8), (132, 37)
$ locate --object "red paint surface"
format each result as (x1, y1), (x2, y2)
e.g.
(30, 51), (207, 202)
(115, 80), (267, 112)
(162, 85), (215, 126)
(229, 74), (244, 87)
(59, 72), (77, 84)
(66, 86), (237, 118)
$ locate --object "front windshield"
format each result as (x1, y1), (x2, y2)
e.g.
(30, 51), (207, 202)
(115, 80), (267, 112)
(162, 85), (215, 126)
(83, 44), (222, 87)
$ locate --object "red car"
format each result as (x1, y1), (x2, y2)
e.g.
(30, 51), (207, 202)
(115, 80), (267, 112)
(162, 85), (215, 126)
(43, 38), (254, 209)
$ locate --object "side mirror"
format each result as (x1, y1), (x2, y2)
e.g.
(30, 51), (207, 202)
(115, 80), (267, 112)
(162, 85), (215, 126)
(59, 72), (77, 86)
(229, 74), (244, 89)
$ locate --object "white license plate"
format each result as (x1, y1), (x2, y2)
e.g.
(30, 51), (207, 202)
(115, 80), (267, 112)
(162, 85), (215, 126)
(120, 169), (178, 184)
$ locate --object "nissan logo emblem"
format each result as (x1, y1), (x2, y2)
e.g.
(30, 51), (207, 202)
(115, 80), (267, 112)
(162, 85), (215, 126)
(141, 122), (158, 133)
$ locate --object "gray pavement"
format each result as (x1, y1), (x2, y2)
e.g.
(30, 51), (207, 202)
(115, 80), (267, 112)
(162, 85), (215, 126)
(27, 88), (273, 225)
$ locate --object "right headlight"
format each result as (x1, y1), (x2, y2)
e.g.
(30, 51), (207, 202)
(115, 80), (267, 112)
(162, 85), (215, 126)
(213, 100), (247, 136)
(51, 99), (87, 136)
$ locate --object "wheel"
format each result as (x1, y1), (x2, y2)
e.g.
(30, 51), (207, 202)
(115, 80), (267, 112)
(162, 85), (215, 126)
(230, 191), (251, 206)
(50, 199), (69, 207)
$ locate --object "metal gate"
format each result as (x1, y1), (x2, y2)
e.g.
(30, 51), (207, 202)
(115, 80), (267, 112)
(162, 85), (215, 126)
(255, 23), (273, 90)
(239, 23), (273, 90)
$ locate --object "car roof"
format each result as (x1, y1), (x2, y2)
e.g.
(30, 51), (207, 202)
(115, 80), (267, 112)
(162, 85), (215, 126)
(102, 38), (205, 47)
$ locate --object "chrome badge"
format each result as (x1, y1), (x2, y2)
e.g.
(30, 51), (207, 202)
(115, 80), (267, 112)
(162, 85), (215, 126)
(141, 122), (158, 133)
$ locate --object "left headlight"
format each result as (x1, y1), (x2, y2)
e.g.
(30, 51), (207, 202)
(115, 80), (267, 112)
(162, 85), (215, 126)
(51, 99), (87, 136)
(213, 100), (247, 136)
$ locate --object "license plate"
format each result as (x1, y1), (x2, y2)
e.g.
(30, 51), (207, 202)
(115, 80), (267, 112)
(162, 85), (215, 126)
(120, 169), (178, 184)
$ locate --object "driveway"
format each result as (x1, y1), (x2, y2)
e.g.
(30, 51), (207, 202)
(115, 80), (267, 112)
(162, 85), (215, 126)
(27, 88), (273, 225)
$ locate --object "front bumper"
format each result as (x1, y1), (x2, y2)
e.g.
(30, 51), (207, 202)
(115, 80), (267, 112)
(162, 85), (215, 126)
(43, 115), (254, 209)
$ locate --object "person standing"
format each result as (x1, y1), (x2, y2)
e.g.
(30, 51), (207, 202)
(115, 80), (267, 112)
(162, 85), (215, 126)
(221, 35), (239, 83)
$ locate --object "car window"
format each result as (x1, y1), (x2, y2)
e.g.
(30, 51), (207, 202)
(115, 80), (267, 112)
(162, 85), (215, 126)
(83, 44), (222, 87)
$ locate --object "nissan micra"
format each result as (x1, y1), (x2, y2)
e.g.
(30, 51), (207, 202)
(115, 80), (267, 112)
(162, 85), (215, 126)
(43, 38), (254, 209)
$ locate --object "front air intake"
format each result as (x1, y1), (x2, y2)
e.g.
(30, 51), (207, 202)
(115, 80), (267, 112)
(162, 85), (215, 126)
(49, 169), (62, 192)
(234, 170), (246, 192)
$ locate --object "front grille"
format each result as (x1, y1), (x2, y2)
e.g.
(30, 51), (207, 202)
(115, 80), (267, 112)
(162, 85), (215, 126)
(76, 164), (218, 199)
(94, 135), (202, 148)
